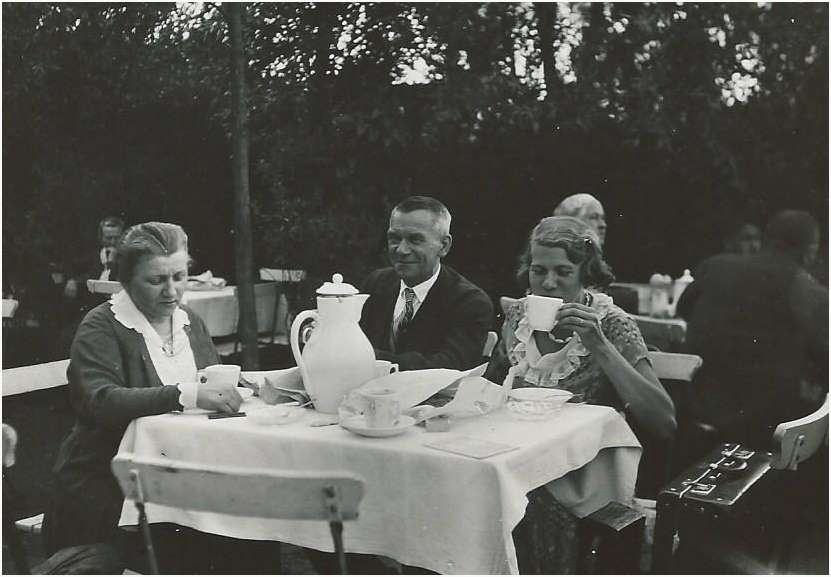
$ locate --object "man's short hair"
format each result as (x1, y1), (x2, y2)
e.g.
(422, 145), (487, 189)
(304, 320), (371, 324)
(99, 216), (125, 232)
(765, 210), (819, 254)
(552, 193), (602, 218)
(392, 196), (452, 236)
(98, 216), (125, 242)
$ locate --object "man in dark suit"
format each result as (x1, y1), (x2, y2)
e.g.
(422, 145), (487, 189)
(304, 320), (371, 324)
(307, 196), (493, 574)
(63, 216), (125, 303)
(57, 216), (125, 354)
(360, 196), (493, 371)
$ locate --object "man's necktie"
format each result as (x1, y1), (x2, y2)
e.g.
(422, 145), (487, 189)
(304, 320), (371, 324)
(397, 287), (416, 337)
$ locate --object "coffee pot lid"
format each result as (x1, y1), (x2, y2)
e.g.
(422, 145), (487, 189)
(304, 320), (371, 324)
(316, 273), (359, 296)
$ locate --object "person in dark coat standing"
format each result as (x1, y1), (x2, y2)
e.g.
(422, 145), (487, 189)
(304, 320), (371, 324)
(360, 196), (494, 371)
(677, 210), (828, 451)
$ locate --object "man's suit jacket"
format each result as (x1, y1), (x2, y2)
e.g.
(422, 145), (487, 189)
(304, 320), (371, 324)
(677, 251), (828, 446)
(360, 265), (494, 371)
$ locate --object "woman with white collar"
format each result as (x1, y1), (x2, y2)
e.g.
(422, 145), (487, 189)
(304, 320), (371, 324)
(43, 222), (242, 560)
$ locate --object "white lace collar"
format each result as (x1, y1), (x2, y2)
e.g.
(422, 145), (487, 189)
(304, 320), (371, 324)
(110, 290), (190, 349)
(511, 291), (614, 387)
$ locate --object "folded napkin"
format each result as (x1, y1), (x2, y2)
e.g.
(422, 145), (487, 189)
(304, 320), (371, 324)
(240, 368), (309, 405)
(187, 270), (227, 291)
(406, 376), (507, 423)
(352, 366), (485, 412)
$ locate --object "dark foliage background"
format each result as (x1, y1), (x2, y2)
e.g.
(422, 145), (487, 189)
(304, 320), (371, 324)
(3, 2), (828, 311)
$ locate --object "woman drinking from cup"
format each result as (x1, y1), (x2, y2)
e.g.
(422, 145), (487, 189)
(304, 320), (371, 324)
(43, 222), (242, 562)
(492, 216), (675, 439)
(488, 216), (676, 572)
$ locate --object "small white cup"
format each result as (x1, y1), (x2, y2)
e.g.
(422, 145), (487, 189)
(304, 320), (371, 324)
(373, 360), (400, 379)
(204, 364), (241, 387)
(525, 295), (564, 331)
(362, 388), (401, 428)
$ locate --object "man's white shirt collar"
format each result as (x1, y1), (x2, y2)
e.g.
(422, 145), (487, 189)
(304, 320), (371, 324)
(393, 264), (441, 323)
(400, 264), (441, 302)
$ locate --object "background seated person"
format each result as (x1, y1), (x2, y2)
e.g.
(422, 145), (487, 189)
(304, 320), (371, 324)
(552, 192), (607, 247)
(42, 222), (243, 569)
(58, 216), (127, 355)
(722, 212), (762, 256)
(360, 195), (494, 371)
(63, 215), (126, 302)
(677, 209), (828, 453)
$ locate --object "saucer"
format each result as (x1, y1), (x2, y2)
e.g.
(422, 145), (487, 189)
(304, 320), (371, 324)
(340, 415), (416, 438)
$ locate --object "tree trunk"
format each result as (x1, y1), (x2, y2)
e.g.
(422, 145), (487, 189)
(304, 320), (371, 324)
(536, 2), (556, 101)
(229, 3), (259, 370)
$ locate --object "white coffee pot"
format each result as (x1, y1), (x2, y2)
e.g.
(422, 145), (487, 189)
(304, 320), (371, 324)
(290, 274), (375, 413)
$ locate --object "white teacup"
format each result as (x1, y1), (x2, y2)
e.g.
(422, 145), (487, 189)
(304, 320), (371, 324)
(361, 387), (401, 428)
(204, 364), (241, 387)
(373, 360), (400, 379)
(525, 295), (564, 331)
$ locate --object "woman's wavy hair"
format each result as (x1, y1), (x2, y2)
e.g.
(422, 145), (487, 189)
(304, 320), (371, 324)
(117, 222), (189, 284)
(516, 216), (615, 292)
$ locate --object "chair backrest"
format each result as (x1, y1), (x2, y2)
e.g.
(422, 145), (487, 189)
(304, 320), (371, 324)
(647, 352), (702, 382)
(111, 454), (365, 522)
(3, 424), (18, 468)
(2, 359), (70, 397)
(2, 299), (19, 319)
(771, 395), (829, 471)
(610, 282), (651, 315)
(86, 279), (123, 295)
(253, 282), (280, 334)
(631, 314), (687, 352)
(482, 331), (498, 358)
(259, 268), (307, 283)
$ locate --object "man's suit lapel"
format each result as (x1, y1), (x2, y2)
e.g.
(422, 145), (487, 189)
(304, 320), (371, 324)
(402, 267), (448, 340)
(380, 271), (401, 347)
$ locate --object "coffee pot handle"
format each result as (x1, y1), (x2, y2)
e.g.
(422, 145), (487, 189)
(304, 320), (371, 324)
(290, 310), (318, 397)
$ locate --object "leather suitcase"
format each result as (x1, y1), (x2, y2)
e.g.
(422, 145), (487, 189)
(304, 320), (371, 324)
(652, 442), (775, 573)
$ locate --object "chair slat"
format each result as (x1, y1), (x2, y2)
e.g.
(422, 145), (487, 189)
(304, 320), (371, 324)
(482, 331), (498, 358)
(647, 352), (702, 382)
(2, 359), (70, 397)
(111, 455), (364, 521)
(771, 394), (829, 470)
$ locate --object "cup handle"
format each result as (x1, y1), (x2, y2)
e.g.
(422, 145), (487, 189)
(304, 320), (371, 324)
(390, 363), (399, 374)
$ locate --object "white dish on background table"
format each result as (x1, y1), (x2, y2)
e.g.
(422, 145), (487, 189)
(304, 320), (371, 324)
(340, 414), (416, 438)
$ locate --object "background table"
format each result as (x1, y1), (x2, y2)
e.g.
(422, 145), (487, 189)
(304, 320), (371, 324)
(117, 399), (641, 574)
(182, 287), (239, 337)
(182, 283), (286, 342)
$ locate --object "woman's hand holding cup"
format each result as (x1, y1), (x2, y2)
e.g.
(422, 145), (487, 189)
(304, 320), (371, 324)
(197, 364), (243, 414)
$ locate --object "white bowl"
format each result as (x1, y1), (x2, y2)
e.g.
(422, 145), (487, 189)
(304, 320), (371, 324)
(507, 388), (573, 420)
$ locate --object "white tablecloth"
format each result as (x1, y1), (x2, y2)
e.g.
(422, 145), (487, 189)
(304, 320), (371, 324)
(182, 287), (238, 337)
(117, 399), (641, 574)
